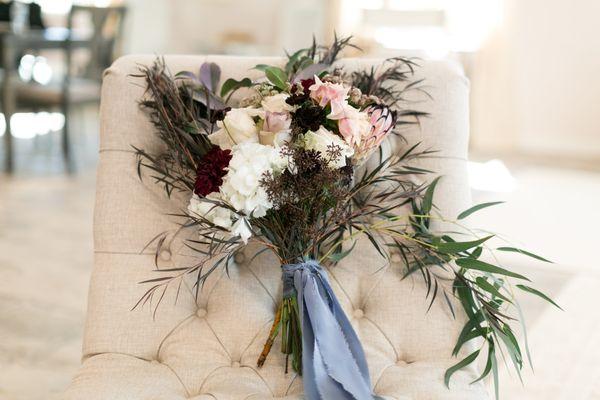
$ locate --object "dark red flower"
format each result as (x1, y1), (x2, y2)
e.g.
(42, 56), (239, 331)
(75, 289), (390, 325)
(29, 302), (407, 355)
(292, 101), (326, 132)
(209, 107), (231, 123)
(286, 78), (315, 106)
(194, 146), (232, 196)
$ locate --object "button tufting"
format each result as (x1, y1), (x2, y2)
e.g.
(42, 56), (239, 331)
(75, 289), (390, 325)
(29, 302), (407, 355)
(231, 361), (241, 368)
(353, 309), (364, 318)
(159, 249), (171, 261)
(197, 308), (207, 318)
(233, 251), (246, 264)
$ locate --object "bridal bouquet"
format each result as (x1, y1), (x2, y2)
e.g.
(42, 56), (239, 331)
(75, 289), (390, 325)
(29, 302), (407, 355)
(133, 37), (558, 399)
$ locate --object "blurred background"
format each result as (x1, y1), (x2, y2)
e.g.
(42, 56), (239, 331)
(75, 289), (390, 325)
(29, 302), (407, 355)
(0, 0), (598, 399)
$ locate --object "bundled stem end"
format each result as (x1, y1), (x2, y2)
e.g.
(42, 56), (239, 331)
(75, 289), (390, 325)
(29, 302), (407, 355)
(257, 295), (303, 374)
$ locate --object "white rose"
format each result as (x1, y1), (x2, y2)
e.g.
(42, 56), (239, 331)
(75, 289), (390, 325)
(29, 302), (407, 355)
(187, 193), (233, 229)
(208, 108), (261, 150)
(261, 93), (293, 113)
(303, 126), (354, 168)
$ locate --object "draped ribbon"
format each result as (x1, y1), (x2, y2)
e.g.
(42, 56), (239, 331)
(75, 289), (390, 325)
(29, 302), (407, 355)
(282, 260), (383, 400)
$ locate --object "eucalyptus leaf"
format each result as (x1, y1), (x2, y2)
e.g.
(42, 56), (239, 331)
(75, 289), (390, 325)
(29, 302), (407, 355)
(328, 240), (357, 262)
(471, 342), (494, 384)
(455, 258), (531, 281)
(475, 276), (512, 303)
(436, 236), (493, 254)
(496, 247), (552, 263)
(517, 284), (563, 310)
(444, 349), (480, 388)
(422, 176), (440, 215)
(457, 201), (504, 220)
(470, 246), (483, 259)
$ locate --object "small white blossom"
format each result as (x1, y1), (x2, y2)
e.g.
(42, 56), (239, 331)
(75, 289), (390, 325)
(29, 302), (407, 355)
(231, 218), (253, 243)
(187, 193), (233, 229)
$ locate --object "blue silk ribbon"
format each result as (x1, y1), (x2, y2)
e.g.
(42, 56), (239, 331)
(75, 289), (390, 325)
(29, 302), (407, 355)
(282, 260), (383, 400)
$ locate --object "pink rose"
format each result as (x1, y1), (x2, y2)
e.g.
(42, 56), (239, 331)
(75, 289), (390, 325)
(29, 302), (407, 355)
(263, 111), (291, 133)
(328, 101), (369, 147)
(259, 111), (291, 146)
(308, 75), (349, 107)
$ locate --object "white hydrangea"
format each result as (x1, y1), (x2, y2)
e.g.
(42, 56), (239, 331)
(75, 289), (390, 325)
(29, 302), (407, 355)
(220, 142), (287, 218)
(187, 193), (233, 229)
(303, 126), (354, 168)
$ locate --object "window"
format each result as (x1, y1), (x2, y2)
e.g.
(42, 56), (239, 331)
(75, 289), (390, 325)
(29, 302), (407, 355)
(341, 0), (503, 57)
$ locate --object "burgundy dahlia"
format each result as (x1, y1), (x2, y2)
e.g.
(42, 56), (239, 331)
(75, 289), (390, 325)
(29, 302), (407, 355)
(286, 78), (315, 106)
(194, 146), (232, 196)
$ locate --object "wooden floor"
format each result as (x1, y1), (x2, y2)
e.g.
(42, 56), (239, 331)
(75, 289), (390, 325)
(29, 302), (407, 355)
(0, 109), (97, 400)
(0, 114), (599, 399)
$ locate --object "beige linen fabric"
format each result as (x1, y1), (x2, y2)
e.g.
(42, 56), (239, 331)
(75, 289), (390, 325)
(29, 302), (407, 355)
(64, 55), (488, 400)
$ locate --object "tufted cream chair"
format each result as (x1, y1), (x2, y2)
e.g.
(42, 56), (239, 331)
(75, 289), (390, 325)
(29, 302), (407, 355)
(64, 55), (489, 400)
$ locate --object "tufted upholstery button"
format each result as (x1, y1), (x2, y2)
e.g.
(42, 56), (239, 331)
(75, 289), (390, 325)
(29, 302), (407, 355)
(196, 308), (207, 318)
(353, 309), (364, 319)
(231, 361), (241, 368)
(233, 251), (246, 264)
(159, 249), (171, 261)
(390, 252), (402, 263)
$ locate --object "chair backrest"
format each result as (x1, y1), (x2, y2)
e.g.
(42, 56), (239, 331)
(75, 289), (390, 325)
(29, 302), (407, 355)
(63, 55), (488, 400)
(66, 5), (127, 82)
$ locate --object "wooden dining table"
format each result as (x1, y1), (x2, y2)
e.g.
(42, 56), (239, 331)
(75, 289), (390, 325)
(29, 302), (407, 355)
(0, 24), (91, 173)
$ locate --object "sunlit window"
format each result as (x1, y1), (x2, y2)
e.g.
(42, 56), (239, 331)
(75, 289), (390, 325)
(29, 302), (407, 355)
(20, 0), (114, 15)
(346, 0), (503, 57)
(0, 113), (65, 139)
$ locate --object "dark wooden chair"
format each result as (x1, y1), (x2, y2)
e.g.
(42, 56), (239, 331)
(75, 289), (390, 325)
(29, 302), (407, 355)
(12, 5), (126, 172)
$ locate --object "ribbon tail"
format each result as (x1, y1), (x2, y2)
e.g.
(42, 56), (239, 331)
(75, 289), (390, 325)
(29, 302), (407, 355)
(293, 264), (380, 400)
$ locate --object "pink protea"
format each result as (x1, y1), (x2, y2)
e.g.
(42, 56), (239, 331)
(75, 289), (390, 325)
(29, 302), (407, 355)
(366, 104), (396, 147)
(355, 105), (396, 159)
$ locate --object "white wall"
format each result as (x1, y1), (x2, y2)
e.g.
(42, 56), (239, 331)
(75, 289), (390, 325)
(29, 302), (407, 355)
(124, 0), (328, 56)
(471, 0), (600, 158)
(123, 0), (171, 54)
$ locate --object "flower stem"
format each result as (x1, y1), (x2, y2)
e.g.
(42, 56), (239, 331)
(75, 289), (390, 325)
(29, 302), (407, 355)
(257, 302), (283, 368)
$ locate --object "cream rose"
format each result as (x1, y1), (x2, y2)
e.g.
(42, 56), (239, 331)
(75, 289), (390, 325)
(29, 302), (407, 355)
(261, 93), (293, 113)
(303, 126), (354, 168)
(208, 108), (262, 150)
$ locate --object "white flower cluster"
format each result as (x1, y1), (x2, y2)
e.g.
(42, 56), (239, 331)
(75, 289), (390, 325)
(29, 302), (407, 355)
(221, 142), (286, 218)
